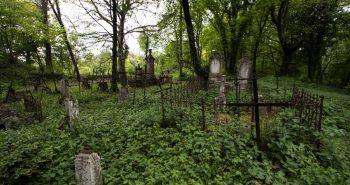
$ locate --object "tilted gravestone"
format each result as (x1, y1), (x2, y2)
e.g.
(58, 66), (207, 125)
(23, 92), (43, 121)
(75, 145), (102, 185)
(61, 78), (70, 98)
(59, 96), (79, 129)
(65, 97), (79, 126)
(237, 57), (252, 90)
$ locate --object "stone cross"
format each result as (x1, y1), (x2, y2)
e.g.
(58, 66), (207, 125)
(75, 145), (102, 185)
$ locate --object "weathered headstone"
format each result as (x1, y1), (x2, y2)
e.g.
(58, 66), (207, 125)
(118, 87), (128, 103)
(64, 97), (79, 126)
(209, 53), (222, 86)
(75, 145), (102, 185)
(237, 57), (252, 90)
(23, 92), (43, 121)
(98, 82), (108, 92)
(145, 49), (157, 84)
(210, 54), (221, 76)
(59, 96), (79, 129)
(61, 78), (70, 98)
(82, 78), (91, 89)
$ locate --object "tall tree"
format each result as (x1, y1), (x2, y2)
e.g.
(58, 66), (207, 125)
(49, 0), (80, 81)
(111, 0), (119, 92)
(181, 0), (206, 80)
(270, 0), (302, 75)
(41, 0), (53, 72)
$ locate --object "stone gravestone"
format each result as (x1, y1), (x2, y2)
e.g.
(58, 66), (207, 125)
(75, 145), (102, 185)
(98, 81), (108, 92)
(23, 92), (43, 121)
(65, 97), (79, 126)
(61, 78), (70, 98)
(59, 96), (79, 129)
(118, 87), (128, 103)
(82, 78), (91, 89)
(237, 57), (252, 90)
(209, 53), (222, 86)
(145, 49), (157, 84)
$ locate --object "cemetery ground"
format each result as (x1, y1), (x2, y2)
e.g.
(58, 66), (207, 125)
(1, 77), (350, 184)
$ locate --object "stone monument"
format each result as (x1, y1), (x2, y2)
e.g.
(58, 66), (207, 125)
(209, 53), (222, 86)
(75, 145), (102, 185)
(145, 49), (157, 84)
(237, 57), (252, 90)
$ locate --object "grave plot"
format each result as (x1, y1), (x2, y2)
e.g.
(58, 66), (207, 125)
(156, 58), (324, 151)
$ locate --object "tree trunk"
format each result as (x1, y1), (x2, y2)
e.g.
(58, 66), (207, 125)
(42, 0), (53, 72)
(118, 13), (127, 87)
(49, 0), (80, 81)
(179, 3), (184, 79)
(181, 0), (204, 78)
(279, 52), (292, 75)
(3, 28), (15, 64)
(111, 0), (119, 92)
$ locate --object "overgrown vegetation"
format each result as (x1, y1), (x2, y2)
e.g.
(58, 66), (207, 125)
(0, 78), (349, 184)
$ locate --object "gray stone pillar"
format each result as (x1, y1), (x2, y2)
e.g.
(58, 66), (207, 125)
(75, 145), (102, 185)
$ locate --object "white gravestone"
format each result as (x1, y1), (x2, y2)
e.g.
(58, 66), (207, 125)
(237, 57), (252, 90)
(75, 147), (102, 185)
(210, 56), (221, 76)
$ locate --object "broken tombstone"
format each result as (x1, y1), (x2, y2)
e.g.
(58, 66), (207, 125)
(59, 96), (79, 129)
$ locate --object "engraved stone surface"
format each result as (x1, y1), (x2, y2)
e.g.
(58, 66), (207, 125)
(237, 57), (252, 90)
(210, 55), (221, 76)
(75, 152), (102, 185)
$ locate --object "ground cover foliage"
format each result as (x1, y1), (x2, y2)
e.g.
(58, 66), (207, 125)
(0, 77), (350, 184)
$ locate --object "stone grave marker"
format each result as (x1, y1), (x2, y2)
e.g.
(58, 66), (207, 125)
(82, 78), (91, 89)
(209, 53), (222, 86)
(61, 78), (70, 98)
(145, 49), (157, 84)
(237, 57), (252, 90)
(98, 81), (108, 92)
(23, 92), (43, 121)
(75, 145), (102, 185)
(59, 96), (79, 129)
